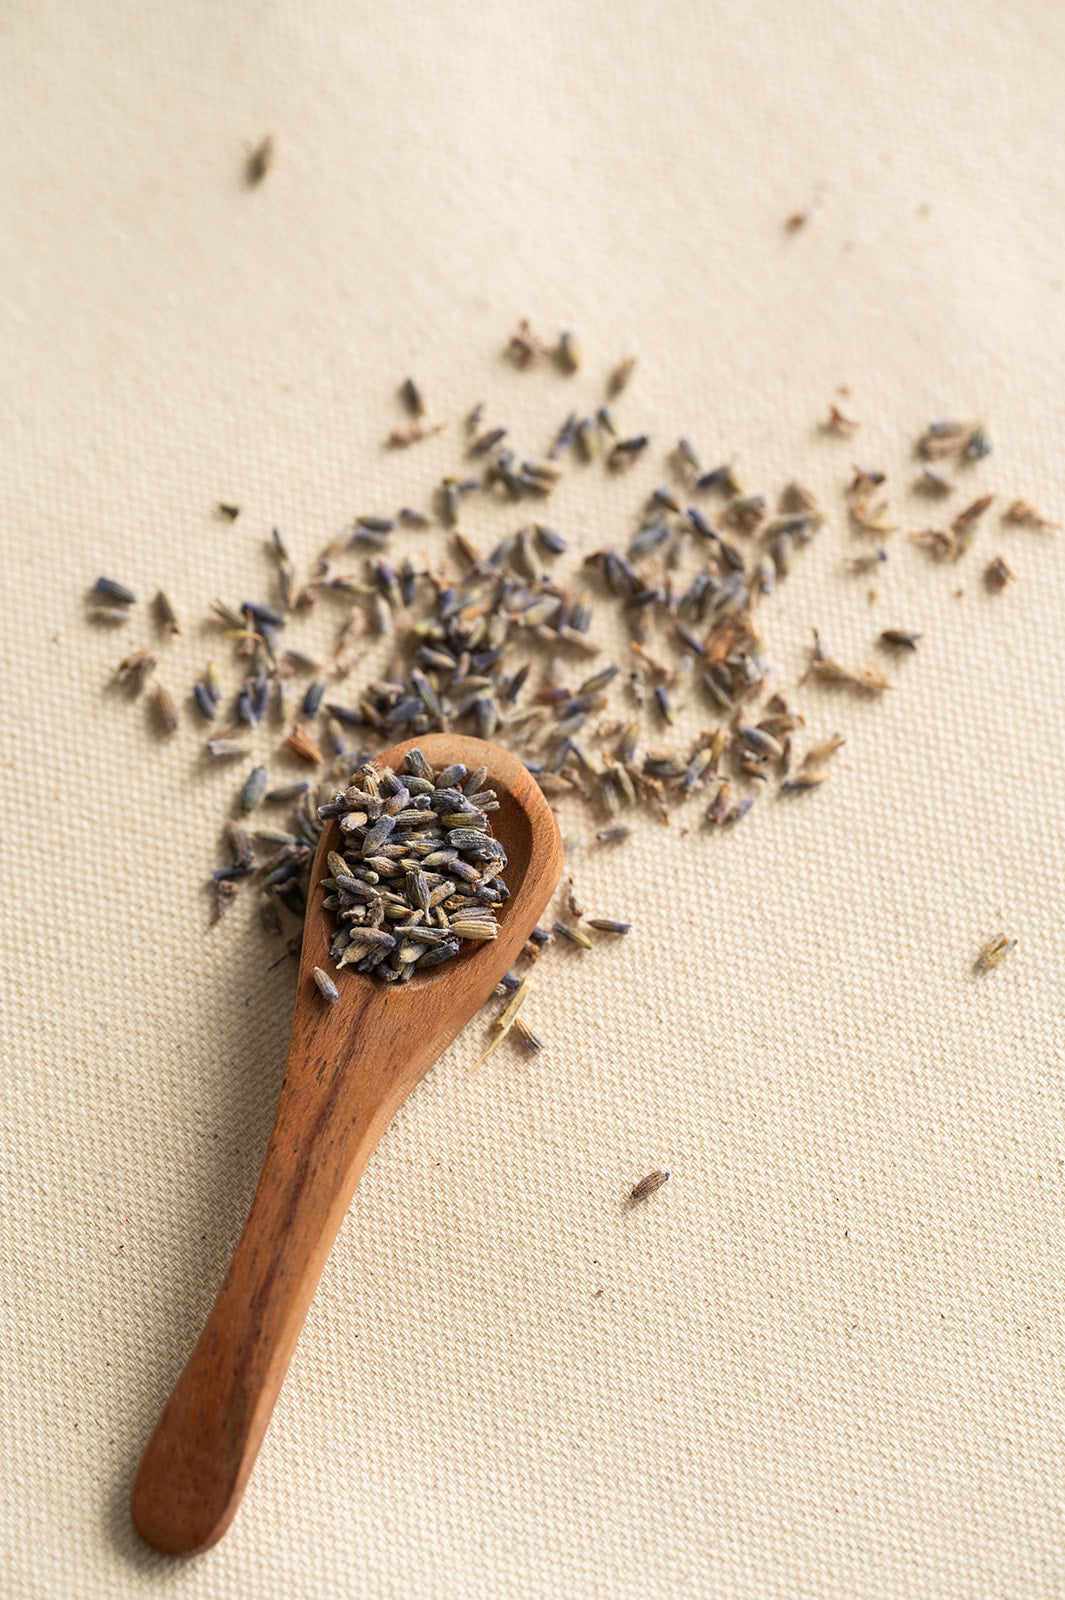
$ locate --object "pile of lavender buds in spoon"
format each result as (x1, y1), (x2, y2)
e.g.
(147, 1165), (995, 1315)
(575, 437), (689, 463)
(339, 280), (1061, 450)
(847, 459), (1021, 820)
(316, 747), (507, 985)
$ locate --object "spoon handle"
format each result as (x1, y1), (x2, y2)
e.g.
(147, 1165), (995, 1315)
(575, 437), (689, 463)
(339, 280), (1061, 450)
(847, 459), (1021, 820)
(130, 993), (417, 1556)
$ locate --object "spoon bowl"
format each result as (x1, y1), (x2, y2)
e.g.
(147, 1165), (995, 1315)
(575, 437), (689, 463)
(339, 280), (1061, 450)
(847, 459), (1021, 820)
(307, 733), (547, 996)
(130, 734), (563, 1556)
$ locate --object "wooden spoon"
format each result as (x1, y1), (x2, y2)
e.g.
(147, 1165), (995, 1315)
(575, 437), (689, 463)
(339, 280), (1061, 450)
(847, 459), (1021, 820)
(130, 734), (563, 1556)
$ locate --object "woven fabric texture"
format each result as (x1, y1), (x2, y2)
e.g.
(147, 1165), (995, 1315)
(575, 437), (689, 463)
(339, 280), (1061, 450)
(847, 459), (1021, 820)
(2, 2), (1065, 1596)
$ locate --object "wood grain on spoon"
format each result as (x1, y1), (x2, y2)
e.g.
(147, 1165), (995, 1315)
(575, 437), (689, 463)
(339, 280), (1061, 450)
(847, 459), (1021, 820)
(130, 734), (563, 1556)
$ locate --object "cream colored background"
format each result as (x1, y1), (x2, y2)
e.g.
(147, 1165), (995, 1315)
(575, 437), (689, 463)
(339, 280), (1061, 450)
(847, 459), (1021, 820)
(3, 2), (1065, 1596)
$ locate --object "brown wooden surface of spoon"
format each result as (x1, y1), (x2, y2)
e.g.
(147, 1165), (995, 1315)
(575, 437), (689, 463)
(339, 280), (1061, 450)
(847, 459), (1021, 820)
(130, 734), (563, 1557)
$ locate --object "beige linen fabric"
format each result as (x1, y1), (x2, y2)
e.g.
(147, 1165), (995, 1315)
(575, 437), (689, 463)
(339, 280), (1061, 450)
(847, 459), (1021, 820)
(3, 2), (1065, 1595)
